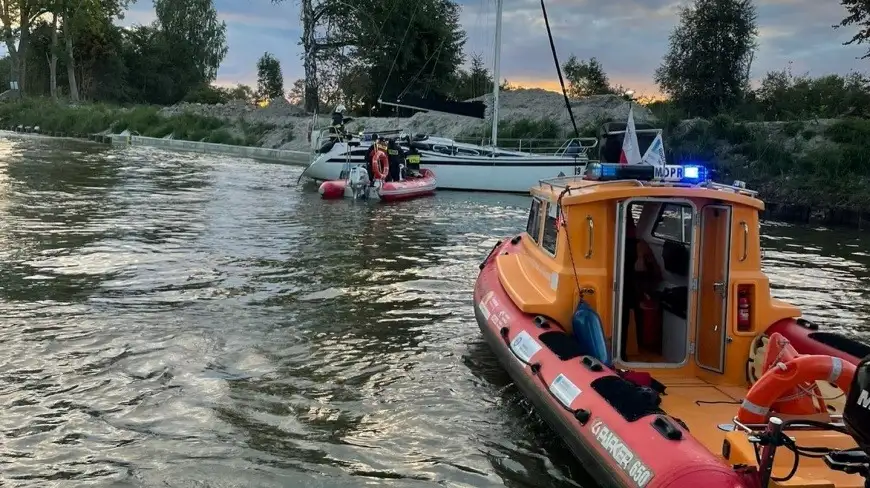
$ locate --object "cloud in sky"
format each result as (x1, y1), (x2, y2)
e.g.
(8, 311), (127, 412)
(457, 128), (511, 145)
(121, 0), (868, 96)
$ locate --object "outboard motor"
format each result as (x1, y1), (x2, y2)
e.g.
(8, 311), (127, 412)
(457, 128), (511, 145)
(826, 355), (870, 486)
(346, 165), (370, 200)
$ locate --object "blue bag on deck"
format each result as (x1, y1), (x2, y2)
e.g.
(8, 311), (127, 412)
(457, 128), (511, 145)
(571, 301), (611, 367)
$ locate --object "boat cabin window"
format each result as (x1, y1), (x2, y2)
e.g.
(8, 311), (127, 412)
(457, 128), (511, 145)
(616, 200), (694, 367)
(541, 202), (559, 255)
(653, 204), (693, 244)
(456, 148), (480, 156)
(432, 145), (452, 155)
(526, 198), (543, 243)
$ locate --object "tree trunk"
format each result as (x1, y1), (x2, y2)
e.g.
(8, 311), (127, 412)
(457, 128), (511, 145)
(64, 17), (79, 102)
(17, 19), (30, 94)
(48, 11), (58, 100)
(301, 0), (319, 112)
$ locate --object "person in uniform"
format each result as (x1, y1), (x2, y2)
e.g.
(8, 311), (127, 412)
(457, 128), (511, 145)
(328, 104), (351, 141)
(385, 138), (405, 182)
(405, 144), (422, 176)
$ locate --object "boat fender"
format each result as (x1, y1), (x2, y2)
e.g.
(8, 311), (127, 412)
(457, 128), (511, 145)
(571, 301), (611, 366)
(651, 415), (684, 441)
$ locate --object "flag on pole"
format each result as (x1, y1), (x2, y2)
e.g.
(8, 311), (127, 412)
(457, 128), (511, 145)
(640, 132), (666, 167)
(619, 106), (642, 165)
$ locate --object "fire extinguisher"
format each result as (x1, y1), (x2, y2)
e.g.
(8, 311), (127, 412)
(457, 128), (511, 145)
(737, 289), (750, 330)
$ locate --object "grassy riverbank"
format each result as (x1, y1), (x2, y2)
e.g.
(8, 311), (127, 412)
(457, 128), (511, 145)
(0, 98), (288, 147)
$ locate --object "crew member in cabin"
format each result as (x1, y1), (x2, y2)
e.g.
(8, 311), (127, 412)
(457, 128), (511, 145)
(620, 216), (662, 359)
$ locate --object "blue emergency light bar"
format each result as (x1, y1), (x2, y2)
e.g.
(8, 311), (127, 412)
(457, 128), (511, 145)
(584, 162), (707, 183)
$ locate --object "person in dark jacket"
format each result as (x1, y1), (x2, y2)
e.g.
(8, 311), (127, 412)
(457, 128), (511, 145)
(385, 138), (405, 181)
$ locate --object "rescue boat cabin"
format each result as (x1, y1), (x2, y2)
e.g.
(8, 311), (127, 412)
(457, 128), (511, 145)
(518, 162), (800, 384)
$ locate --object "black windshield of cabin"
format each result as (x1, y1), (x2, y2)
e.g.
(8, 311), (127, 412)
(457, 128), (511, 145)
(542, 203), (559, 254)
(526, 198), (542, 242)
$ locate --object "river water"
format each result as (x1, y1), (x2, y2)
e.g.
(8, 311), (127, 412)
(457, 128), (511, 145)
(0, 135), (867, 487)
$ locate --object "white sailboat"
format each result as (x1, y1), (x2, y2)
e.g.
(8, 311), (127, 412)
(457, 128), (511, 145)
(299, 0), (594, 193)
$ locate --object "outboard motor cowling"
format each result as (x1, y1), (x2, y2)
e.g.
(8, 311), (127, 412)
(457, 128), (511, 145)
(845, 355), (870, 454)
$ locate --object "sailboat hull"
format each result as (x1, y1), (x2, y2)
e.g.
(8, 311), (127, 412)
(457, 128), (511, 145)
(303, 144), (586, 193)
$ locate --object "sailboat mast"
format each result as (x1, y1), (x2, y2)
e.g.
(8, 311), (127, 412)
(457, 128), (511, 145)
(491, 0), (503, 148)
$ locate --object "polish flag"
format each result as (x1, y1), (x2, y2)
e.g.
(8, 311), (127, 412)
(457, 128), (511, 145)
(619, 106), (642, 165)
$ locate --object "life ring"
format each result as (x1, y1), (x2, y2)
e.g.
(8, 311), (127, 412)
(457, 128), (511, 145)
(371, 149), (389, 180)
(737, 353), (856, 424)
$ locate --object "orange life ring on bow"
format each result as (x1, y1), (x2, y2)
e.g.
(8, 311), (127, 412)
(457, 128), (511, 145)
(371, 149), (389, 180)
(758, 333), (823, 417)
(737, 353), (856, 424)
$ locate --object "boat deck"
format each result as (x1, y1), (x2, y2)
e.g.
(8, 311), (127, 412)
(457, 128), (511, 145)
(657, 376), (862, 487)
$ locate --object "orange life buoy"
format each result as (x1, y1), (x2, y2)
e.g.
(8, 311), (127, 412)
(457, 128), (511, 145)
(371, 149), (389, 180)
(738, 352), (856, 424)
(759, 333), (823, 417)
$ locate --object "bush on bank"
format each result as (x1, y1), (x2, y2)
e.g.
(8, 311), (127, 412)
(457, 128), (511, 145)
(0, 98), (283, 146)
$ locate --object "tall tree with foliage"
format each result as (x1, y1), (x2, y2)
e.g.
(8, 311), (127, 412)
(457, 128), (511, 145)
(154, 0), (227, 102)
(655, 0), (758, 116)
(454, 53), (492, 100)
(562, 56), (614, 98)
(836, 0), (870, 58)
(256, 52), (284, 99)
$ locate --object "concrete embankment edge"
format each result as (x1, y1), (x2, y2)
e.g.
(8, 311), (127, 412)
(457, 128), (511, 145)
(110, 135), (312, 166)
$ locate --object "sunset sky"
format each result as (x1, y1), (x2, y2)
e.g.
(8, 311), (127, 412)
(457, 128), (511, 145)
(120, 0), (869, 98)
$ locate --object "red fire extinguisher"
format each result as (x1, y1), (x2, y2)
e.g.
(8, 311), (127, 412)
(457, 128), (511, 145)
(737, 289), (750, 331)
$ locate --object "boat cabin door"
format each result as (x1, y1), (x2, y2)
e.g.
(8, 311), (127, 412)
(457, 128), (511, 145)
(695, 204), (733, 373)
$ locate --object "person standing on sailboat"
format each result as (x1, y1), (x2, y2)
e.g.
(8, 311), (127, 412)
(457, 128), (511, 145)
(328, 104), (352, 141)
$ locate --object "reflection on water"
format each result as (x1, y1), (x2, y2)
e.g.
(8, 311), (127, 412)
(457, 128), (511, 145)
(0, 134), (866, 487)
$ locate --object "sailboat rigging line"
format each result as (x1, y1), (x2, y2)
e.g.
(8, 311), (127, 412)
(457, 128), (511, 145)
(377, 2), (421, 102)
(539, 0), (579, 139)
(398, 36), (447, 99)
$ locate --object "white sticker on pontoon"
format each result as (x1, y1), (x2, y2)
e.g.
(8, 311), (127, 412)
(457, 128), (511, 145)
(549, 373), (581, 408)
(509, 331), (542, 363)
(590, 418), (655, 488)
(477, 291), (494, 320)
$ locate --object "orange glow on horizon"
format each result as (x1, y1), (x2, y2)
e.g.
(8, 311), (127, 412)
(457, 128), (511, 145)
(505, 77), (666, 103)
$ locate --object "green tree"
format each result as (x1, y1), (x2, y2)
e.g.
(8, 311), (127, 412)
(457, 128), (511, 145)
(454, 52), (492, 100)
(655, 0), (758, 116)
(562, 55), (614, 98)
(256, 52), (284, 100)
(154, 0), (228, 102)
(836, 0), (870, 59)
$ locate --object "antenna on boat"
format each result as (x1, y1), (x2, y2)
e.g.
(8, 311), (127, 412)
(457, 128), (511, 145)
(539, 0), (579, 139)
